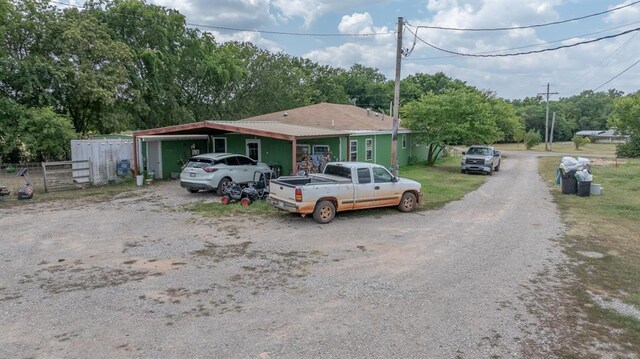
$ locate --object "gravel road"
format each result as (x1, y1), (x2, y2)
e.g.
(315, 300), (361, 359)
(0, 151), (565, 358)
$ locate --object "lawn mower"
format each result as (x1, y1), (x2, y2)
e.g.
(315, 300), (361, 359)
(239, 169), (275, 206)
(219, 181), (243, 205)
(16, 168), (34, 200)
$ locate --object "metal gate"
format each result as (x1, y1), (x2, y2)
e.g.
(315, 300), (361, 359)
(42, 160), (91, 192)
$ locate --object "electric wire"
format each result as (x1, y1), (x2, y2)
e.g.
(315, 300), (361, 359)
(406, 1), (640, 32)
(592, 58), (640, 91)
(405, 20), (640, 61)
(405, 25), (640, 58)
(572, 32), (638, 92)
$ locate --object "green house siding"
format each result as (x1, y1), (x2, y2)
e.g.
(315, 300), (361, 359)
(225, 134), (293, 175)
(350, 133), (429, 169)
(160, 140), (207, 179)
(139, 131), (428, 180)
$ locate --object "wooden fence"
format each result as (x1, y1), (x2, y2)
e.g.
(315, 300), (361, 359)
(42, 160), (91, 193)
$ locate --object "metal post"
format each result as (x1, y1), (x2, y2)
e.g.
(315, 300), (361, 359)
(391, 16), (403, 177)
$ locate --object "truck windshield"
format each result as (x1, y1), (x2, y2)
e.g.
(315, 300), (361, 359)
(323, 165), (351, 179)
(467, 147), (490, 155)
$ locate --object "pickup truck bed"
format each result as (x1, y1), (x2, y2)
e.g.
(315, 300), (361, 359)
(270, 174), (351, 187)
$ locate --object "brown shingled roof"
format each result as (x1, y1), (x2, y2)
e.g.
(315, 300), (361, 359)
(243, 102), (403, 131)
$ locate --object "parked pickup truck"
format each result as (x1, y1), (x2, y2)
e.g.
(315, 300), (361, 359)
(460, 145), (501, 175)
(266, 162), (423, 224)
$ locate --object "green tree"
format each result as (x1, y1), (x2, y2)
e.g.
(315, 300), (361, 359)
(523, 129), (542, 149)
(0, 98), (76, 161)
(609, 92), (640, 158)
(342, 64), (390, 109)
(52, 9), (132, 134)
(488, 97), (524, 142)
(402, 88), (502, 165)
(16, 107), (77, 161)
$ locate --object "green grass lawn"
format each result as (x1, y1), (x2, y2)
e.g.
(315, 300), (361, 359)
(495, 141), (617, 155)
(400, 155), (486, 210)
(539, 156), (640, 355)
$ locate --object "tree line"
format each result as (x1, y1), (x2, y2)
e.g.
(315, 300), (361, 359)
(1, 0), (639, 162)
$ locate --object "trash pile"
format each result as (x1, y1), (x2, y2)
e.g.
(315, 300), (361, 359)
(556, 157), (603, 197)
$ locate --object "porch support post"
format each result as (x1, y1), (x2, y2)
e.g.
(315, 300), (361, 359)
(291, 137), (297, 175)
(133, 135), (138, 176)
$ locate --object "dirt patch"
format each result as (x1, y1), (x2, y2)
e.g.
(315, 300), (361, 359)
(20, 262), (159, 294)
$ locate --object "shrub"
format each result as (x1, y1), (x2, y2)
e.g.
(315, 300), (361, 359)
(616, 135), (640, 158)
(524, 129), (542, 149)
(572, 135), (591, 150)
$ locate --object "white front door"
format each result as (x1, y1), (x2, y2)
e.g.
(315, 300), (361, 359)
(246, 139), (261, 162)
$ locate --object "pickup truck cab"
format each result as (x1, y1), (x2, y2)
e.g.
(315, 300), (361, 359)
(460, 145), (501, 175)
(266, 162), (423, 224)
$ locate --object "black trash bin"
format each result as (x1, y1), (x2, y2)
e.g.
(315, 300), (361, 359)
(561, 170), (578, 194)
(577, 181), (591, 197)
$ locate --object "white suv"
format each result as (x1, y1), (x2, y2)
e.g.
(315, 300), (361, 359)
(180, 153), (270, 195)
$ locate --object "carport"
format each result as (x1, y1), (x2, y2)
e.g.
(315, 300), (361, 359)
(132, 121), (349, 178)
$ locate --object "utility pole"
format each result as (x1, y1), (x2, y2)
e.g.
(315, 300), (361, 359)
(391, 16), (403, 177)
(549, 112), (556, 151)
(538, 83), (559, 151)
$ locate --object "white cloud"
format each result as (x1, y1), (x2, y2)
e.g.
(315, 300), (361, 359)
(271, 0), (390, 27)
(209, 31), (283, 53)
(605, 0), (640, 24)
(150, 0), (276, 28)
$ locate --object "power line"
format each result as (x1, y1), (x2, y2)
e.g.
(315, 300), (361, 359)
(572, 32), (638, 91)
(405, 20), (640, 61)
(405, 26), (640, 58)
(593, 58), (640, 91)
(406, 1), (640, 32)
(191, 24), (394, 37)
(49, 1), (395, 38)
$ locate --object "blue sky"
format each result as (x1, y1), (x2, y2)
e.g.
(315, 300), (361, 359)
(70, 0), (640, 99)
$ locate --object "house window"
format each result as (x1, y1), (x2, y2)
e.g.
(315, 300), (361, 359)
(296, 144), (311, 161)
(213, 137), (226, 153)
(365, 138), (373, 161)
(350, 140), (357, 161)
(402, 134), (407, 149)
(313, 145), (330, 155)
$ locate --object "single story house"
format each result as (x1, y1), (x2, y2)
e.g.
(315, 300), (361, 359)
(132, 103), (428, 179)
(575, 129), (629, 143)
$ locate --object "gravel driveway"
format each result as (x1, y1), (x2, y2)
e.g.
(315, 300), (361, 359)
(0, 151), (565, 358)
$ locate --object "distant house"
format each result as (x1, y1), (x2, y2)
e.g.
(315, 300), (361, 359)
(132, 103), (428, 179)
(575, 129), (629, 143)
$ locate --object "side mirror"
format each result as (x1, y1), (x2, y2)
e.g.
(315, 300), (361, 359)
(392, 176), (398, 183)
(494, 151), (501, 156)
(461, 151), (466, 155)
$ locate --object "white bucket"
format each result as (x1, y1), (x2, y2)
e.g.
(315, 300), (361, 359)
(590, 183), (603, 195)
(136, 175), (144, 186)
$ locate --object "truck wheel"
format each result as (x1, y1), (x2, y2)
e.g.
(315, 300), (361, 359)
(312, 200), (336, 224)
(187, 188), (198, 194)
(461, 169), (465, 174)
(398, 192), (417, 212)
(216, 177), (231, 196)
(494, 161), (500, 172)
(487, 169), (493, 176)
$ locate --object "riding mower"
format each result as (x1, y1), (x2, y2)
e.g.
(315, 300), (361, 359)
(219, 169), (275, 206)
